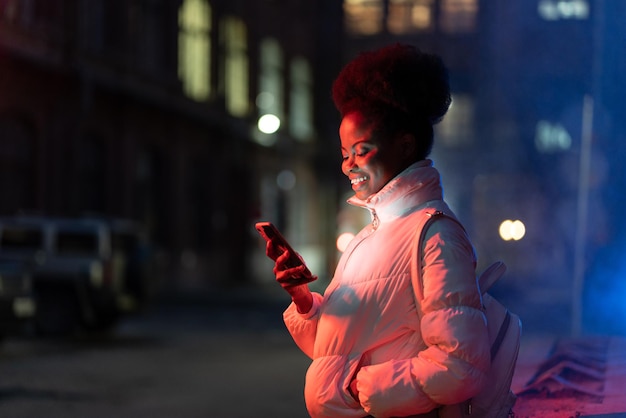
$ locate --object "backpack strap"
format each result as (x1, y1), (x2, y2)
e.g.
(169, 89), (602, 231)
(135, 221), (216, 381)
(410, 210), (513, 361)
(490, 307), (512, 361)
(410, 210), (466, 303)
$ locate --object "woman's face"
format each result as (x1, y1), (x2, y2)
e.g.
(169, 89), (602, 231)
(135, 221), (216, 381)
(339, 111), (411, 200)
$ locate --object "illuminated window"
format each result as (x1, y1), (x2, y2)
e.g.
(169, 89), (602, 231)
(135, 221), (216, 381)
(439, 0), (478, 33)
(388, 0), (434, 34)
(258, 38), (284, 121)
(344, 0), (384, 35)
(178, 0), (211, 101)
(535, 120), (572, 153)
(436, 94), (474, 147)
(344, 0), (435, 35)
(220, 15), (249, 117)
(289, 57), (314, 141)
(538, 0), (589, 20)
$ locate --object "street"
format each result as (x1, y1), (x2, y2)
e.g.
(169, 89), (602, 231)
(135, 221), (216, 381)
(2, 288), (625, 418)
(0, 291), (311, 418)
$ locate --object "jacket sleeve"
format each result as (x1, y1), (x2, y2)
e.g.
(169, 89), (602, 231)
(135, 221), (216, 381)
(283, 291), (324, 359)
(355, 218), (491, 418)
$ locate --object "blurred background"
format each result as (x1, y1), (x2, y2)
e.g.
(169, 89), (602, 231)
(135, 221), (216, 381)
(0, 0), (625, 339)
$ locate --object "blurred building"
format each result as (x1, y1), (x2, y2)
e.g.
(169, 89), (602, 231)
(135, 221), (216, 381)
(0, 0), (343, 291)
(337, 0), (626, 334)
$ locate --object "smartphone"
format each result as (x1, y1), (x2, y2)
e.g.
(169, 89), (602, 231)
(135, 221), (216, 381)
(254, 221), (307, 268)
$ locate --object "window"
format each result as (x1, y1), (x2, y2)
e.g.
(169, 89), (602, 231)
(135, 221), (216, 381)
(388, 0), (434, 34)
(56, 231), (99, 256)
(1, 227), (43, 251)
(537, 0), (589, 20)
(344, 0), (384, 35)
(258, 38), (284, 122)
(101, 0), (129, 54)
(220, 15), (249, 117)
(289, 57), (314, 141)
(344, 0), (436, 35)
(130, 0), (165, 72)
(439, 0), (478, 33)
(178, 0), (212, 101)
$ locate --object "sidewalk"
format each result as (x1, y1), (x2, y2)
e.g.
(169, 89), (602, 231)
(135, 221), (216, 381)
(512, 334), (626, 418)
(156, 284), (626, 418)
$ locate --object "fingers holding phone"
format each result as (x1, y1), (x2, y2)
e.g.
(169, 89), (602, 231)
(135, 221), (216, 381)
(255, 221), (317, 287)
(255, 221), (316, 313)
(272, 245), (316, 287)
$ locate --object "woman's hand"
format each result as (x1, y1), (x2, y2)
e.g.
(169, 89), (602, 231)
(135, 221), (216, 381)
(266, 241), (316, 313)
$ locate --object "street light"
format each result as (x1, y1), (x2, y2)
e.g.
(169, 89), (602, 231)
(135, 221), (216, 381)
(258, 114), (281, 134)
(499, 219), (526, 241)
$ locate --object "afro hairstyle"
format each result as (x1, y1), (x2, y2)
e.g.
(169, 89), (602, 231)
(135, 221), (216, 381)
(332, 43), (451, 123)
(332, 43), (452, 159)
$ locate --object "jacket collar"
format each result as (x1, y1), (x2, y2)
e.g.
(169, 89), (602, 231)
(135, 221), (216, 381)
(347, 159), (443, 225)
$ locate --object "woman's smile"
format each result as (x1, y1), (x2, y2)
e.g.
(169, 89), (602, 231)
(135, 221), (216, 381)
(350, 175), (369, 188)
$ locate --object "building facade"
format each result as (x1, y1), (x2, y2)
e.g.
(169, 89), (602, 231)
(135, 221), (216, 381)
(0, 0), (344, 292)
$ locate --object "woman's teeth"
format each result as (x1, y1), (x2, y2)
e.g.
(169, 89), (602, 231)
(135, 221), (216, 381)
(351, 176), (367, 185)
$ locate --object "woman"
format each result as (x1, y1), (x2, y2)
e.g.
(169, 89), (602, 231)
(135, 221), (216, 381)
(266, 43), (491, 418)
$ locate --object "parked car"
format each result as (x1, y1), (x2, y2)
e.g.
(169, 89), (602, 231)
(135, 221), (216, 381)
(0, 216), (154, 336)
(0, 260), (36, 340)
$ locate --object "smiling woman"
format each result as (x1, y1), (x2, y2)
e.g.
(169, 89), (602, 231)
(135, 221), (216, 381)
(263, 43), (497, 418)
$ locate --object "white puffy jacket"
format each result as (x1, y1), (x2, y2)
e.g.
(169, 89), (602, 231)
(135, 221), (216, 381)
(284, 160), (490, 418)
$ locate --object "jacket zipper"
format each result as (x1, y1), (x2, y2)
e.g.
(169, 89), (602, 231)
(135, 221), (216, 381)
(371, 209), (379, 230)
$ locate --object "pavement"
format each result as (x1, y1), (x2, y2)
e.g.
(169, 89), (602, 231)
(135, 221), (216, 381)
(162, 284), (626, 418)
(511, 334), (626, 418)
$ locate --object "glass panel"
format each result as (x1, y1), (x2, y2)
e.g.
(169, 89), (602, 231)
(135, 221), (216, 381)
(1, 227), (43, 251)
(258, 38), (284, 118)
(344, 0), (383, 35)
(289, 57), (314, 141)
(440, 0), (478, 33)
(221, 15), (249, 117)
(178, 0), (211, 101)
(56, 231), (99, 256)
(388, 0), (434, 34)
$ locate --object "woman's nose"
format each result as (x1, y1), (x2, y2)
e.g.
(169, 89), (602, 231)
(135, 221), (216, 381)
(342, 155), (356, 173)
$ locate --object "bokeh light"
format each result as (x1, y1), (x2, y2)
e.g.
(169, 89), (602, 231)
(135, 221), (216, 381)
(499, 219), (526, 241)
(257, 114), (281, 134)
(276, 170), (296, 191)
(336, 232), (355, 252)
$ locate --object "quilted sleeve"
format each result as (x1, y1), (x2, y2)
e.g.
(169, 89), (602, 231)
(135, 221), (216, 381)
(283, 291), (324, 359)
